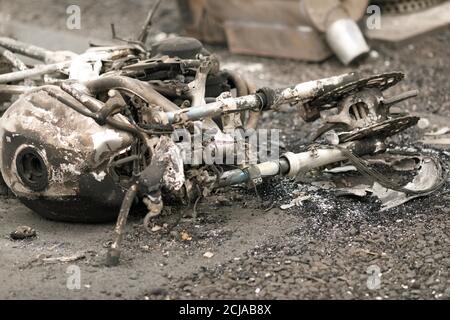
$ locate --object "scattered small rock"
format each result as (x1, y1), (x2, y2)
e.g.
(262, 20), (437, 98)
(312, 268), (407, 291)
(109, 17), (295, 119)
(180, 231), (192, 241)
(215, 196), (232, 206)
(369, 50), (379, 59)
(10, 226), (36, 240)
(151, 225), (162, 232)
(149, 287), (168, 296)
(417, 118), (430, 129)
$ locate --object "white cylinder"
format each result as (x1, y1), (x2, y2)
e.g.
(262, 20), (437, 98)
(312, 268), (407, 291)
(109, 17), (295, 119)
(282, 149), (346, 177)
(326, 19), (370, 65)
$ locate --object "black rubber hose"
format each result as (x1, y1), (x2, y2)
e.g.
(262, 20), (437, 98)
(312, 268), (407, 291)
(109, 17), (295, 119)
(56, 84), (152, 159)
(85, 76), (180, 112)
(44, 89), (101, 122)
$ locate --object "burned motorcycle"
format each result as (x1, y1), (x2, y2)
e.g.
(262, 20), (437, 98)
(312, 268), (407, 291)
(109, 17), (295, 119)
(0, 34), (445, 265)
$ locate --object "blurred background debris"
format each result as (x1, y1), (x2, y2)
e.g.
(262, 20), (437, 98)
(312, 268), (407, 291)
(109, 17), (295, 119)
(177, 0), (450, 65)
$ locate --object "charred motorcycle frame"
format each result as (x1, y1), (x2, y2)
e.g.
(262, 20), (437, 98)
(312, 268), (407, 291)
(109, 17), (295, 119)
(0, 6), (445, 265)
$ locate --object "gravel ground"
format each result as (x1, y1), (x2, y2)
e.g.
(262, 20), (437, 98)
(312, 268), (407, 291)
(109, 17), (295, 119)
(0, 0), (448, 300)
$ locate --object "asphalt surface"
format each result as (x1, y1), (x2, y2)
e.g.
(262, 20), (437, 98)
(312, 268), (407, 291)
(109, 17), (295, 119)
(0, 0), (448, 300)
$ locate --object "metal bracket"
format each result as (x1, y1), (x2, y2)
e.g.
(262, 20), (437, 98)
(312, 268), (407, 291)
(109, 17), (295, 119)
(243, 165), (263, 186)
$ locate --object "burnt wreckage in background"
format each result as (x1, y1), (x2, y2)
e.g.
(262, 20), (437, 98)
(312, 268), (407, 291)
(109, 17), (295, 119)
(0, 11), (446, 265)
